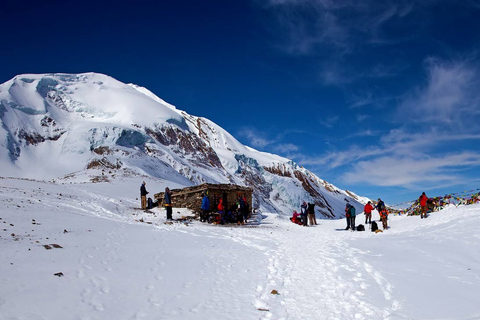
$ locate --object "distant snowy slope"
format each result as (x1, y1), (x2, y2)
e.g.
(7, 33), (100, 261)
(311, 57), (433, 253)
(0, 72), (368, 218)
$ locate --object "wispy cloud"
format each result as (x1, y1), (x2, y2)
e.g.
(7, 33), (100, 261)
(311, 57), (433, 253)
(311, 128), (480, 188)
(274, 143), (299, 152)
(263, 0), (419, 55)
(399, 55), (480, 125)
(319, 116), (339, 128)
(237, 128), (273, 149)
(341, 152), (480, 189)
(355, 114), (372, 122)
(237, 127), (302, 156)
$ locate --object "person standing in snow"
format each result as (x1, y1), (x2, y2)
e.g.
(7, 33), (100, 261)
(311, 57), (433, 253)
(242, 196), (249, 224)
(376, 198), (385, 215)
(301, 201), (308, 226)
(419, 192), (428, 219)
(164, 187), (173, 220)
(364, 201), (374, 224)
(348, 204), (356, 231)
(237, 196), (246, 226)
(307, 202), (317, 225)
(140, 181), (148, 210)
(200, 192), (210, 222)
(345, 204), (351, 230)
(379, 208), (389, 230)
(376, 198), (388, 230)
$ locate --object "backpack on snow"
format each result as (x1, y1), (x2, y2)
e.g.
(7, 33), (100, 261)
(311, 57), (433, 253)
(356, 224), (365, 231)
(371, 221), (378, 232)
(147, 197), (153, 209)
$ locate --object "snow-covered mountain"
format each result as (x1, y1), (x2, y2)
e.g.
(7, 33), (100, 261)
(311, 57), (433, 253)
(0, 72), (368, 217)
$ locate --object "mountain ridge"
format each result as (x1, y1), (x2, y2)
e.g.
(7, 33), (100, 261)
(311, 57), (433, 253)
(0, 72), (369, 218)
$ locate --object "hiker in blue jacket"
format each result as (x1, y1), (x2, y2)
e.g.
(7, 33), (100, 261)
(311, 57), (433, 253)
(200, 192), (210, 222)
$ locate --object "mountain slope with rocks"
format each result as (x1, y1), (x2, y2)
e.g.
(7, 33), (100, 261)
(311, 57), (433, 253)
(0, 72), (368, 217)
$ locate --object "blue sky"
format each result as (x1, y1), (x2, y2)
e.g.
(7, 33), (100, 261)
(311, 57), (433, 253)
(2, 0), (480, 206)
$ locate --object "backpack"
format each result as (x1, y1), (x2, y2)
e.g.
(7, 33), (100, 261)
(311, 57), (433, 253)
(371, 221), (378, 232)
(357, 224), (365, 231)
(378, 201), (385, 211)
(147, 197), (153, 209)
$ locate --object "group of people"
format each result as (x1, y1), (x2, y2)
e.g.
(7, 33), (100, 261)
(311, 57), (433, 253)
(290, 202), (317, 226)
(140, 182), (250, 224)
(141, 182), (430, 229)
(347, 198), (388, 231)
(201, 193), (249, 225)
(346, 192), (429, 231)
(139, 182), (173, 220)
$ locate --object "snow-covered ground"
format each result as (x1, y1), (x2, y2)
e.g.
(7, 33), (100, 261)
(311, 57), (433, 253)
(1, 177), (479, 320)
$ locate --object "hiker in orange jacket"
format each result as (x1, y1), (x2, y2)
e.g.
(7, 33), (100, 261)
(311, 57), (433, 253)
(419, 192), (428, 219)
(376, 198), (388, 230)
(364, 201), (374, 224)
(379, 208), (389, 230)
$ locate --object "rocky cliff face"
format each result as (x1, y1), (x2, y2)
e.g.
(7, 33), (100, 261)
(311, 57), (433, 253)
(0, 73), (368, 218)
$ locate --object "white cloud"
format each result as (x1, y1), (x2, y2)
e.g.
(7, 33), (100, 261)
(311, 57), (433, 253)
(273, 143), (299, 153)
(300, 126), (480, 190)
(237, 128), (273, 149)
(341, 152), (480, 189)
(399, 56), (480, 124)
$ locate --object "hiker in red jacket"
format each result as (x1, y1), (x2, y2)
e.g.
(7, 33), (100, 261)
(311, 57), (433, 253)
(419, 192), (428, 219)
(364, 201), (374, 224)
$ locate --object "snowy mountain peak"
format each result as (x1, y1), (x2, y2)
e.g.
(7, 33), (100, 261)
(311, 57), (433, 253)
(0, 72), (368, 218)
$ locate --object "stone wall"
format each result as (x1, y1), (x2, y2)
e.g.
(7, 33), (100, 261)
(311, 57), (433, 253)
(154, 183), (253, 213)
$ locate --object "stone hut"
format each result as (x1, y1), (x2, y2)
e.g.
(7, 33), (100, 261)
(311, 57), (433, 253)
(154, 183), (253, 214)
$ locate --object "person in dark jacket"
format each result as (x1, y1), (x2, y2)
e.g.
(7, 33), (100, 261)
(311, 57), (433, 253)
(140, 181), (148, 210)
(348, 204), (356, 231)
(164, 187), (173, 220)
(307, 202), (317, 225)
(200, 193), (210, 222)
(376, 198), (388, 230)
(376, 198), (385, 213)
(300, 202), (308, 226)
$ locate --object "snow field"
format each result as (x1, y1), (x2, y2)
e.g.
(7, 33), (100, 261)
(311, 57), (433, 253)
(1, 177), (479, 320)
